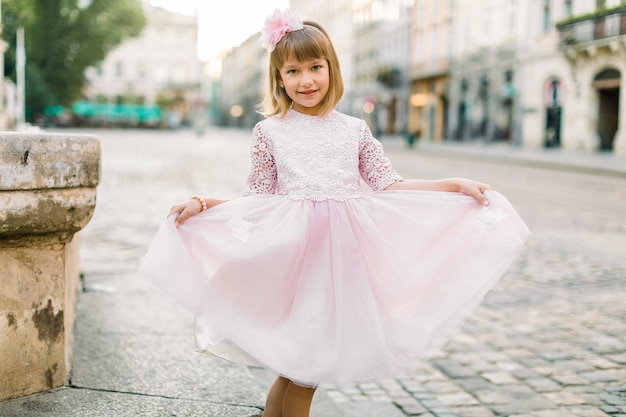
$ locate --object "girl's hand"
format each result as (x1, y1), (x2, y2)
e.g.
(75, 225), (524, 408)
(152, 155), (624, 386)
(168, 199), (203, 226)
(456, 178), (491, 206)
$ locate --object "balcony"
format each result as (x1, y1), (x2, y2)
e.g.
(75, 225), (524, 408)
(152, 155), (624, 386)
(557, 6), (626, 52)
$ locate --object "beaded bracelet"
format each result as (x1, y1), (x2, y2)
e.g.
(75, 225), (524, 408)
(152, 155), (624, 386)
(191, 195), (208, 212)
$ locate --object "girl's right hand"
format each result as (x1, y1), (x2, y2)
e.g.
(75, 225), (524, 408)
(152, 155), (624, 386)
(168, 199), (204, 227)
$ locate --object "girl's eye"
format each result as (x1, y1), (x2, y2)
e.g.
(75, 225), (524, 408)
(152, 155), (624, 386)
(312, 65), (322, 71)
(286, 69), (298, 74)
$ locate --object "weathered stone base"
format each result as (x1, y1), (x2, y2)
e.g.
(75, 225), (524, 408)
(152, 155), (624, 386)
(0, 235), (82, 400)
(0, 132), (99, 401)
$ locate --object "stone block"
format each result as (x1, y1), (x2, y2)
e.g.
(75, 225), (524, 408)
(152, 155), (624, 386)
(0, 132), (99, 401)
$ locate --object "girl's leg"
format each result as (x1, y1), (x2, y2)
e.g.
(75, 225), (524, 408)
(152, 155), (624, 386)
(282, 381), (316, 417)
(262, 376), (290, 417)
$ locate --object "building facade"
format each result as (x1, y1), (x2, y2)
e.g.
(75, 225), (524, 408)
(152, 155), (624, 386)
(523, 0), (626, 152)
(84, 4), (202, 127)
(408, 0), (454, 142)
(215, 0), (626, 153)
(218, 35), (266, 127)
(445, 0), (529, 145)
(351, 0), (413, 136)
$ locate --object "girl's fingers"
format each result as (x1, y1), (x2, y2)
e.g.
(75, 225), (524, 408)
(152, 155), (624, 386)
(476, 183), (491, 206)
(167, 204), (184, 218)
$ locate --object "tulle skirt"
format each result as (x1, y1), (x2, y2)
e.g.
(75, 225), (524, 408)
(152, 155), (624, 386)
(138, 190), (530, 386)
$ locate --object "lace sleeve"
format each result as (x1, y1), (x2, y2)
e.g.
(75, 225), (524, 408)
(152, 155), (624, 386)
(358, 123), (403, 191)
(244, 123), (277, 196)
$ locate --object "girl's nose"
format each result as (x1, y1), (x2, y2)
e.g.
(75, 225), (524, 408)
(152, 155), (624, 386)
(301, 71), (313, 85)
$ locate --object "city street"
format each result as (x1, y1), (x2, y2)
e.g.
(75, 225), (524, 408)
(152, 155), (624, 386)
(18, 126), (626, 417)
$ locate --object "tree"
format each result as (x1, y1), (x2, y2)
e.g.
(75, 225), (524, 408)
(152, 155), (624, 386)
(2, 0), (146, 120)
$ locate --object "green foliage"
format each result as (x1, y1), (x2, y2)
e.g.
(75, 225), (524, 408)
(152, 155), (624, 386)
(2, 0), (146, 119)
(556, 2), (626, 27)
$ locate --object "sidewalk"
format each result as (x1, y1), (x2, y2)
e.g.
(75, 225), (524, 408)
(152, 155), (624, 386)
(381, 135), (626, 178)
(0, 128), (623, 417)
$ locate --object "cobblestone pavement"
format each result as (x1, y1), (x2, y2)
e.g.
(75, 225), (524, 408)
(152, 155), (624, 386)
(76, 127), (626, 417)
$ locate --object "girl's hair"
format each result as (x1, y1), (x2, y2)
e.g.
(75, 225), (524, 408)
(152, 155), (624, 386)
(259, 20), (344, 118)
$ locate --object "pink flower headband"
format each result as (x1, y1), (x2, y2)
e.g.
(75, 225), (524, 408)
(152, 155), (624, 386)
(260, 9), (304, 52)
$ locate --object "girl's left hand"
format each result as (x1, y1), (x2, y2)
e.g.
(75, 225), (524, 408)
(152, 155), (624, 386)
(457, 178), (491, 206)
(168, 199), (204, 226)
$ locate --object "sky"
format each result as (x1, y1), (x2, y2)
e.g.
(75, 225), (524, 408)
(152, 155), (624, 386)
(148, 0), (290, 61)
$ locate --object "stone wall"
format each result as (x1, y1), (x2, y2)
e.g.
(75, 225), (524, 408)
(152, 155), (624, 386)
(0, 132), (99, 401)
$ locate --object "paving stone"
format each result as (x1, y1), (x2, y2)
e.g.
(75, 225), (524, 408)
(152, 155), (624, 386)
(532, 409), (579, 417)
(551, 374), (589, 386)
(454, 378), (493, 392)
(432, 360), (476, 378)
(541, 352), (574, 362)
(533, 366), (562, 377)
(581, 370), (626, 383)
(488, 396), (559, 415)
(399, 404), (429, 415)
(568, 386), (605, 395)
(503, 348), (537, 359)
(566, 406), (611, 417)
(513, 368), (543, 380)
(473, 390), (515, 404)
(553, 360), (597, 373)
(599, 393), (626, 406)
(423, 381), (463, 394)
(480, 371), (519, 385)
(543, 391), (588, 406)
(449, 406), (496, 417)
(435, 392), (479, 406)
(325, 390), (350, 403)
(394, 397), (428, 415)
(526, 378), (564, 392)
(586, 358), (621, 369)
(606, 354), (626, 364)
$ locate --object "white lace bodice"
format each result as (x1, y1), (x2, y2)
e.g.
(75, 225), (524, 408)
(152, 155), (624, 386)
(244, 110), (403, 201)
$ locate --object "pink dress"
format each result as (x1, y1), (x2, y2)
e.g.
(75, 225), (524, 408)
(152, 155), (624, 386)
(139, 109), (530, 386)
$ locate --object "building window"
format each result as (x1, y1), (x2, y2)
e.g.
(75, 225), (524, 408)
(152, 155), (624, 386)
(510, 0), (518, 34)
(115, 61), (123, 78)
(543, 0), (551, 31)
(154, 64), (168, 83)
(564, 0), (573, 18)
(137, 62), (145, 79)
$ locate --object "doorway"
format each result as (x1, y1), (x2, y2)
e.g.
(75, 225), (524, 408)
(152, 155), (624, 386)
(593, 69), (621, 151)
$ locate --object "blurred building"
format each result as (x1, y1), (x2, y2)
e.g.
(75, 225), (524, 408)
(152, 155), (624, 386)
(446, 0), (528, 145)
(525, 0), (626, 152)
(84, 4), (202, 127)
(218, 35), (265, 127)
(350, 0), (413, 136)
(408, 0), (454, 142)
(216, 0), (626, 153)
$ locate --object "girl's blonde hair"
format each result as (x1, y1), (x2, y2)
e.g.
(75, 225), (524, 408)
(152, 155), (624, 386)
(259, 20), (344, 118)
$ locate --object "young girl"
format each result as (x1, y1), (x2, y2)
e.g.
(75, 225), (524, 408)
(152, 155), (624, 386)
(139, 9), (530, 417)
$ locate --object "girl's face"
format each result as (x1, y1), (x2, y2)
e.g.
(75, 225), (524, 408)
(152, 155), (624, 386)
(279, 57), (330, 116)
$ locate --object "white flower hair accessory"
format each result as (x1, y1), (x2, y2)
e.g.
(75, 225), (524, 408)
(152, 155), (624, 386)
(260, 9), (304, 52)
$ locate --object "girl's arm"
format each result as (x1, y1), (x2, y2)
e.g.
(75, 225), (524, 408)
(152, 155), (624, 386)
(357, 123), (490, 206)
(169, 197), (228, 227)
(171, 123), (275, 227)
(385, 177), (491, 206)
